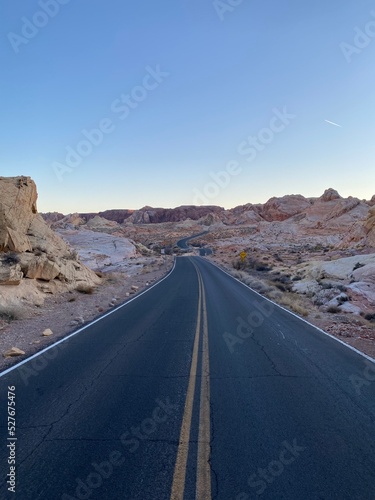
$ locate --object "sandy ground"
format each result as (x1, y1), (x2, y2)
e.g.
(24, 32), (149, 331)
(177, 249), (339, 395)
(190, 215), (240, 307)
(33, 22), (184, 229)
(0, 257), (174, 372)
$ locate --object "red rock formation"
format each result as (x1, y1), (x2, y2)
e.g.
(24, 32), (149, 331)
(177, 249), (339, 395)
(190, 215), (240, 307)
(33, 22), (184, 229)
(259, 195), (311, 222)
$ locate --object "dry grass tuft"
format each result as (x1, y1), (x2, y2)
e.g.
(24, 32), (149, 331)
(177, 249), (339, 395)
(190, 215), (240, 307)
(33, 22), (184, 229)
(0, 303), (25, 321)
(276, 294), (309, 317)
(75, 284), (96, 294)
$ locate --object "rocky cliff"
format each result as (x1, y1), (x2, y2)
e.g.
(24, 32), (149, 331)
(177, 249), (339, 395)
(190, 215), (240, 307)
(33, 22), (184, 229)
(0, 176), (100, 309)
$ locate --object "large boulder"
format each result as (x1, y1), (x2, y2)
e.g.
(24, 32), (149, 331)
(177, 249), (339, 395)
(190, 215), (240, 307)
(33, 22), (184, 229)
(26, 256), (61, 281)
(0, 176), (101, 307)
(0, 263), (23, 285)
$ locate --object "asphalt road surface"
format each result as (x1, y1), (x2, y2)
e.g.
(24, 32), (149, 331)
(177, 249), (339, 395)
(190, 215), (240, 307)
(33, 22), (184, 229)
(176, 232), (210, 252)
(1, 257), (375, 499)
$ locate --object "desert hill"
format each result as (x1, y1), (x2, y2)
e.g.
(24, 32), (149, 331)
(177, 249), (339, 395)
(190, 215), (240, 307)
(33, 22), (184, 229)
(42, 188), (375, 252)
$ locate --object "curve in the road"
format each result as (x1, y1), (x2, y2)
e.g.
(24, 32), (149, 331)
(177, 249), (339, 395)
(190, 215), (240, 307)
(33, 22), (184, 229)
(176, 231), (212, 255)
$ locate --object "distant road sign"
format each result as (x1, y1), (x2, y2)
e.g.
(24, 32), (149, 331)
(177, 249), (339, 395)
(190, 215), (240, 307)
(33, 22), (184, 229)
(240, 251), (247, 262)
(161, 249), (165, 255)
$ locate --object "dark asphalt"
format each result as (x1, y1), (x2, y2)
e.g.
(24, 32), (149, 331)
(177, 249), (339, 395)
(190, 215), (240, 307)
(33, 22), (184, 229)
(1, 257), (375, 499)
(176, 232), (209, 251)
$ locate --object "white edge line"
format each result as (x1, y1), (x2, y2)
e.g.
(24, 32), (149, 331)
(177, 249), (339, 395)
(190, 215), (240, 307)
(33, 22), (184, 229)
(200, 258), (375, 365)
(0, 258), (177, 378)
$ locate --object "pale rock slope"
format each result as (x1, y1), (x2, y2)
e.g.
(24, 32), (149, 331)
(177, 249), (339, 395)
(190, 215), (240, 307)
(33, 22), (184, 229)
(58, 229), (138, 272)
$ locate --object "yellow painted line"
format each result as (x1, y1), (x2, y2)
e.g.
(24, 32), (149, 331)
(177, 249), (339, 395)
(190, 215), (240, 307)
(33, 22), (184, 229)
(170, 268), (203, 500)
(170, 259), (212, 500)
(196, 272), (212, 500)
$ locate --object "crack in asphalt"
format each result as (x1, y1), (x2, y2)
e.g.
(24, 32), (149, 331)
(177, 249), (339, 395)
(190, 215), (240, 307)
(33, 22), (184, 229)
(250, 333), (284, 377)
(15, 344), (130, 469)
(15, 386), (86, 469)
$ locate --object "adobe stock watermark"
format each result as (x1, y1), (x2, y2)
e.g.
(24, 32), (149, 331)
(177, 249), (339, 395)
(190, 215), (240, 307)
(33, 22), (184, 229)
(213, 0), (246, 21)
(7, 0), (71, 54)
(52, 65), (169, 182)
(349, 359), (375, 395)
(235, 439), (306, 498)
(223, 299), (274, 353)
(62, 397), (178, 500)
(192, 106), (296, 205)
(340, 11), (375, 63)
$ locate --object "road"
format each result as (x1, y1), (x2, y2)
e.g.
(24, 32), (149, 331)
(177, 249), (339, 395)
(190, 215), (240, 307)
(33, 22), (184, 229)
(176, 232), (212, 255)
(1, 257), (375, 499)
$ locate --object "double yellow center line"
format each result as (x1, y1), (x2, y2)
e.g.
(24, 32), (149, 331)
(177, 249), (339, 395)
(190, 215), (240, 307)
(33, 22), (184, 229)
(170, 262), (211, 500)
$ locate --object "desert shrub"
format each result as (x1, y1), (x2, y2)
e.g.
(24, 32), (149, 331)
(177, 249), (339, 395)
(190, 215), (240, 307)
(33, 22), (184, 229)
(290, 303), (309, 317)
(313, 298), (324, 306)
(267, 290), (283, 301)
(75, 284), (96, 294)
(337, 294), (348, 304)
(275, 283), (288, 292)
(255, 264), (272, 272)
(320, 282), (333, 290)
(292, 275), (302, 281)
(337, 284), (347, 292)
(247, 280), (271, 294)
(103, 272), (125, 284)
(277, 294), (309, 317)
(66, 249), (79, 260)
(231, 270), (242, 279)
(327, 305), (340, 313)
(0, 304), (24, 321)
(232, 259), (244, 270)
(364, 313), (375, 323)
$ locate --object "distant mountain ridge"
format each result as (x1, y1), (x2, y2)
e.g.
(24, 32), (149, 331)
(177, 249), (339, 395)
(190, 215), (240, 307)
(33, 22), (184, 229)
(42, 189), (374, 226)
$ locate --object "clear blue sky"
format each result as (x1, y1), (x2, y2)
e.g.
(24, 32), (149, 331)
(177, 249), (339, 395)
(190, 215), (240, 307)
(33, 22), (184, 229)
(1, 0), (374, 212)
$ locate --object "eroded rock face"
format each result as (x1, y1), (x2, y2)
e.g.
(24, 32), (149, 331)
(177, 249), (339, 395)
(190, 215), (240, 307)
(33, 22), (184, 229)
(364, 206), (375, 247)
(260, 195), (311, 222)
(0, 176), (37, 252)
(0, 176), (100, 307)
(320, 188), (341, 202)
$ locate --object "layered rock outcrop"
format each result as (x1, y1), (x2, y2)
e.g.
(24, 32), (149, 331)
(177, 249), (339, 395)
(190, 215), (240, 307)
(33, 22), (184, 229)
(0, 176), (100, 306)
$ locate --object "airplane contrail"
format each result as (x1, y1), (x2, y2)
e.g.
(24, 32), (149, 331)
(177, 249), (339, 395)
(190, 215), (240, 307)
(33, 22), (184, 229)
(325, 119), (342, 128)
